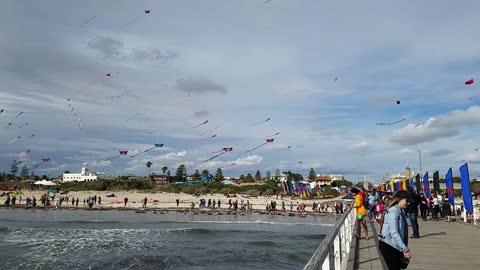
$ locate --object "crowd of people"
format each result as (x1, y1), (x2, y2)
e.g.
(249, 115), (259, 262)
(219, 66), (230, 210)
(350, 185), (465, 270)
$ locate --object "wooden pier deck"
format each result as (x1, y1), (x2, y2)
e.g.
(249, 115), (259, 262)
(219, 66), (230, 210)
(352, 219), (480, 270)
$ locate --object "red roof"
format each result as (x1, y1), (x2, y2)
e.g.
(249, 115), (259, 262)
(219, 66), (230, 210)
(316, 176), (332, 181)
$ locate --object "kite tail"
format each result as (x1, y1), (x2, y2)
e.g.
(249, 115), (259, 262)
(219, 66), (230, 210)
(246, 142), (267, 153)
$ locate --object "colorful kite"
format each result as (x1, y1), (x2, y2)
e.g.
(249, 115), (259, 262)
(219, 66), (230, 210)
(192, 120), (208, 128)
(120, 9), (151, 28)
(124, 113), (143, 123)
(251, 117), (270, 126)
(465, 78), (474, 85)
(130, 144), (164, 157)
(102, 151), (129, 162)
(263, 132), (280, 139)
(220, 163), (236, 169)
(42, 158), (50, 162)
(8, 136), (21, 144)
(82, 15), (96, 25)
(246, 138), (274, 153)
(17, 150), (31, 158)
(376, 118), (406, 126)
(203, 147), (233, 163)
(31, 158), (50, 170)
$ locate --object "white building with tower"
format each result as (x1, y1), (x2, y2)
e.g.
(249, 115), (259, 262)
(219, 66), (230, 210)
(62, 163), (97, 182)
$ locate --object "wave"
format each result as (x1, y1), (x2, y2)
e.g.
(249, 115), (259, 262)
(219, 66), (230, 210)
(184, 220), (336, 226)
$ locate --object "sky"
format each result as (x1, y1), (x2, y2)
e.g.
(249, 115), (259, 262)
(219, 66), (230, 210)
(1, 0), (480, 182)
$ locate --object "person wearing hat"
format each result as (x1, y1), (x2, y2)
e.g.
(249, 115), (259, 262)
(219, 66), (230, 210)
(379, 190), (412, 269)
(351, 188), (368, 240)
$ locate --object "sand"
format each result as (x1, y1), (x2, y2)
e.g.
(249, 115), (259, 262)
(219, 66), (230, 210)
(2, 189), (346, 214)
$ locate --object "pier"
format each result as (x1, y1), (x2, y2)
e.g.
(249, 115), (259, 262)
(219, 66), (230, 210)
(305, 213), (480, 270)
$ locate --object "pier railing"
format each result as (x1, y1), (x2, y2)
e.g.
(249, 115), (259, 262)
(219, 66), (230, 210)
(303, 208), (355, 270)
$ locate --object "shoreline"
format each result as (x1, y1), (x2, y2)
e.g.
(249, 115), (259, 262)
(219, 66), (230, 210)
(0, 204), (343, 218)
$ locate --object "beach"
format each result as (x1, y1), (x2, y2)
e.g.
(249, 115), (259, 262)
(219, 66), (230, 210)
(1, 189), (346, 215)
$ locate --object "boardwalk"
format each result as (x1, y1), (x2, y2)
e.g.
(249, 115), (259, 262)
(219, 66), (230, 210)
(353, 219), (480, 270)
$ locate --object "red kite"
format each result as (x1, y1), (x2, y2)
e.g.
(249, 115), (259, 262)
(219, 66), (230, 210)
(465, 78), (474, 85)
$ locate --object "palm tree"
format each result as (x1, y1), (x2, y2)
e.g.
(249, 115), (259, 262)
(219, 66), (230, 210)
(146, 161), (152, 176)
(161, 166), (168, 175)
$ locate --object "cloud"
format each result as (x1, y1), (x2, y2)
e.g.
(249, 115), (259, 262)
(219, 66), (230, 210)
(390, 106), (480, 145)
(88, 37), (123, 56)
(348, 141), (371, 154)
(430, 149), (453, 157)
(176, 78), (227, 94)
(203, 155), (264, 168)
(130, 49), (179, 62)
(399, 148), (415, 154)
(460, 153), (480, 164)
(194, 110), (209, 117)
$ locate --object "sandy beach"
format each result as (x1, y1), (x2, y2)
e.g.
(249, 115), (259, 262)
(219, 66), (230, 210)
(1, 189), (347, 215)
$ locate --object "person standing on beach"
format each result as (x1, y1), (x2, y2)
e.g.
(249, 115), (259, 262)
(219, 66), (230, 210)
(191, 201), (195, 211)
(379, 190), (412, 270)
(351, 188), (368, 240)
(368, 190), (376, 221)
(124, 197), (128, 207)
(76, 198), (79, 207)
(32, 196), (36, 208)
(98, 197), (101, 204)
(176, 198), (180, 207)
(217, 199), (221, 208)
(143, 197), (147, 208)
(212, 199), (216, 209)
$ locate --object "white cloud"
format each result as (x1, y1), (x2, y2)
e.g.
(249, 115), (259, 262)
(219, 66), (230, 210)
(399, 148), (415, 154)
(348, 141), (371, 154)
(390, 106), (480, 145)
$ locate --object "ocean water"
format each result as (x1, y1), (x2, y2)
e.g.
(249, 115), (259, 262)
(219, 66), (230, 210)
(0, 209), (337, 270)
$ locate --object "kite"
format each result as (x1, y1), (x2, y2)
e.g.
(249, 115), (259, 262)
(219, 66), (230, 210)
(8, 136), (21, 144)
(251, 118), (270, 126)
(279, 146), (292, 151)
(102, 151), (129, 162)
(16, 112), (24, 117)
(25, 134), (35, 139)
(66, 99), (71, 103)
(376, 118), (406, 126)
(3, 123), (12, 128)
(120, 9), (151, 28)
(206, 134), (217, 139)
(18, 123), (29, 128)
(124, 113), (143, 123)
(0, 109), (4, 114)
(87, 35), (104, 46)
(414, 124), (421, 127)
(286, 161), (303, 166)
(465, 78), (474, 85)
(82, 15), (96, 25)
(246, 138), (274, 153)
(209, 147), (233, 155)
(17, 150), (31, 158)
(42, 158), (50, 162)
(396, 101), (400, 105)
(202, 147), (233, 163)
(192, 120), (208, 128)
(264, 0), (273, 3)
(111, 90), (129, 102)
(130, 144), (164, 157)
(31, 158), (50, 171)
(263, 132), (280, 139)
(220, 163), (236, 169)
(334, 77), (338, 81)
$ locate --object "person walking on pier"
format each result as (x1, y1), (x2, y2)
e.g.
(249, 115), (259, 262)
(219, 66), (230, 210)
(351, 188), (368, 240)
(407, 187), (420, 238)
(379, 190), (412, 270)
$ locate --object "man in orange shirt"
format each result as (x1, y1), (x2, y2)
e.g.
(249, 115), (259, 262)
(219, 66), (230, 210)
(351, 188), (368, 240)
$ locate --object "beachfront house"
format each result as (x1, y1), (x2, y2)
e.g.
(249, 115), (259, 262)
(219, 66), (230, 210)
(315, 174), (332, 187)
(151, 174), (172, 185)
(62, 163), (97, 182)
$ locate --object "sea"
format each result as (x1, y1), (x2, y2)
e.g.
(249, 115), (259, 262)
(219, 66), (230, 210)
(0, 208), (337, 270)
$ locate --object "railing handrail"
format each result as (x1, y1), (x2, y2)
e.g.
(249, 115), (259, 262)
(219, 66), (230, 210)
(303, 208), (353, 270)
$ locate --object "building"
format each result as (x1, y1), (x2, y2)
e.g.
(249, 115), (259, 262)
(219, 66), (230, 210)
(329, 174), (345, 181)
(315, 174), (332, 186)
(151, 175), (172, 185)
(62, 163), (97, 182)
